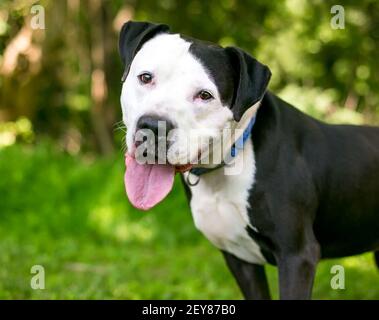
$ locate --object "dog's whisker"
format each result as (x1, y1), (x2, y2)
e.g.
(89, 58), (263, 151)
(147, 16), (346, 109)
(113, 120), (124, 127)
(120, 135), (128, 153)
(114, 126), (127, 133)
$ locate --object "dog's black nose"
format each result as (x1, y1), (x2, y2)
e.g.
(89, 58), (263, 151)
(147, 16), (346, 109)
(136, 115), (174, 136)
(135, 115), (175, 160)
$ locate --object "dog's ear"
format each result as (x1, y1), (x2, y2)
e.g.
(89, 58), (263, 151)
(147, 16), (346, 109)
(119, 21), (170, 81)
(225, 47), (271, 122)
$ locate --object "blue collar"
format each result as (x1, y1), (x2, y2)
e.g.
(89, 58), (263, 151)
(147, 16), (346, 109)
(188, 115), (256, 178)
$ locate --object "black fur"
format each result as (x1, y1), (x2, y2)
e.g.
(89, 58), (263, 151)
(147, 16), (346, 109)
(187, 38), (271, 121)
(188, 39), (235, 108)
(224, 47), (271, 121)
(249, 92), (379, 260)
(241, 92), (378, 298)
(119, 21), (169, 80)
(183, 92), (379, 299)
(222, 251), (271, 300)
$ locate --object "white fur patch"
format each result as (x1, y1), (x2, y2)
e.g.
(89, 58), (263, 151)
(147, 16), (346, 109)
(120, 33), (234, 164)
(186, 138), (266, 265)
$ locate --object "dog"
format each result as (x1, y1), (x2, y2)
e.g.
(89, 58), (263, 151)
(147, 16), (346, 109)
(119, 21), (379, 299)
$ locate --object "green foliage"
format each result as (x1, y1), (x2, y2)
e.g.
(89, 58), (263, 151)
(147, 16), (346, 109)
(0, 117), (34, 147)
(0, 144), (378, 299)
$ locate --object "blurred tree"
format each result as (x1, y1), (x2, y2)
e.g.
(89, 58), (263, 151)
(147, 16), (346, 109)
(88, 0), (114, 154)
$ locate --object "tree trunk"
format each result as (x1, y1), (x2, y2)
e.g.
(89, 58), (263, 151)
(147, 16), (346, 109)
(88, 0), (114, 155)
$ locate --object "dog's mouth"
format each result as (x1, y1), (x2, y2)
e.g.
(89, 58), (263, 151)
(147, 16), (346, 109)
(174, 163), (193, 173)
(124, 153), (193, 210)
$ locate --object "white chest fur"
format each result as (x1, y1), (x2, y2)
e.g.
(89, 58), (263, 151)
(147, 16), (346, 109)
(186, 139), (266, 265)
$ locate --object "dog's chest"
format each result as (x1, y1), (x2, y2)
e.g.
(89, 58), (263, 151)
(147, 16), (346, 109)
(186, 140), (266, 265)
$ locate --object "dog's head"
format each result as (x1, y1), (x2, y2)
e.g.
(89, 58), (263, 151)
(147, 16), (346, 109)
(119, 21), (271, 167)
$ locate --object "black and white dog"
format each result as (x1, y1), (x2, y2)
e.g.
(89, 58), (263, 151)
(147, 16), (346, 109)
(119, 21), (379, 299)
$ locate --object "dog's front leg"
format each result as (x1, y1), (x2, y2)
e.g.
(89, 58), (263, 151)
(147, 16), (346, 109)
(222, 251), (271, 300)
(277, 242), (320, 300)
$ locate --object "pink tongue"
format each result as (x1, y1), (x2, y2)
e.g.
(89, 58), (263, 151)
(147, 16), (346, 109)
(124, 154), (175, 211)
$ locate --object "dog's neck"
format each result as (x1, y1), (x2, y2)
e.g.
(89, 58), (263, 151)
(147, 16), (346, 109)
(188, 101), (261, 178)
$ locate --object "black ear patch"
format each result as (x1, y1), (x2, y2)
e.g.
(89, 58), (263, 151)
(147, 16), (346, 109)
(225, 47), (271, 121)
(189, 40), (271, 122)
(119, 21), (170, 81)
(189, 40), (236, 108)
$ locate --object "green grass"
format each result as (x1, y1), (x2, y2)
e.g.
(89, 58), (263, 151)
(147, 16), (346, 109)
(0, 143), (378, 299)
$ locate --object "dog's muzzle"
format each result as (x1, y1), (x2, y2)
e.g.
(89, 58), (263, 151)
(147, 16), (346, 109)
(134, 114), (175, 162)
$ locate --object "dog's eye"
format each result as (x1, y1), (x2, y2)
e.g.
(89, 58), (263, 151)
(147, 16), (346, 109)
(138, 72), (153, 84)
(197, 90), (214, 101)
